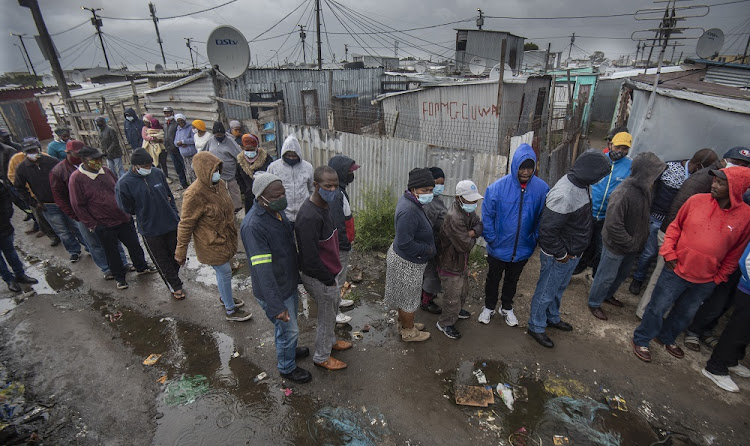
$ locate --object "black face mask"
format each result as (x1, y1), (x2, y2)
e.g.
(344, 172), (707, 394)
(346, 172), (355, 183)
(283, 156), (300, 166)
(609, 150), (626, 161)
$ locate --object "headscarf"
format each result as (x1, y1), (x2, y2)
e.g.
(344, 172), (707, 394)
(241, 133), (259, 148)
(174, 113), (186, 121)
(192, 120), (206, 132)
(150, 118), (163, 130)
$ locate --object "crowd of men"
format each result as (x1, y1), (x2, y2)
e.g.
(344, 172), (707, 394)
(0, 116), (748, 393)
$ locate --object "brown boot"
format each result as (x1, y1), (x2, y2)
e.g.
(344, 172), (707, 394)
(314, 356), (347, 370)
(401, 326), (430, 342)
(332, 340), (353, 351)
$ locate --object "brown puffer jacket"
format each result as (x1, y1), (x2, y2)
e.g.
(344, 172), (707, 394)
(176, 151), (237, 266)
(437, 200), (484, 275)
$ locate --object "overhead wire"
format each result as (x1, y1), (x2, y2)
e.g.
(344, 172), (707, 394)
(323, 0), (380, 60)
(50, 20), (89, 37)
(100, 0), (237, 21)
(319, 0), (338, 64)
(261, 0), (314, 67)
(248, 0), (309, 42)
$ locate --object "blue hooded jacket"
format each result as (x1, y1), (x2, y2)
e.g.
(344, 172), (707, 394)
(738, 242), (750, 294)
(590, 152), (632, 220)
(482, 144), (550, 262)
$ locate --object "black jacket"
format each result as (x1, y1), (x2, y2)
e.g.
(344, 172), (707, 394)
(164, 119), (178, 153)
(14, 156), (60, 206)
(99, 125), (122, 158)
(328, 155), (356, 251)
(0, 183), (14, 237)
(538, 149), (611, 259)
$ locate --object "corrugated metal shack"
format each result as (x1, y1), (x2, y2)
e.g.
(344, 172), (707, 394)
(0, 86), (52, 141)
(455, 29), (525, 75)
(142, 71), (220, 126)
(695, 58), (750, 89)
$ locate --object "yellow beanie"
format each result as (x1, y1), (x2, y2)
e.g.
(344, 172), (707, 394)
(192, 119), (206, 132)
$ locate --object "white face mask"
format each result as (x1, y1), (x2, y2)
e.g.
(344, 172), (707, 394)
(725, 161), (737, 168)
(165, 116), (173, 121)
(26, 153), (39, 161)
(125, 116), (135, 122)
(192, 128), (199, 134)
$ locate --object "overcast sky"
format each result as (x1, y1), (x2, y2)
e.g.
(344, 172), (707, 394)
(2, 0), (749, 74)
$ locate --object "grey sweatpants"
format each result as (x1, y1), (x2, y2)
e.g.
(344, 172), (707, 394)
(301, 272), (339, 363)
(439, 273), (468, 327)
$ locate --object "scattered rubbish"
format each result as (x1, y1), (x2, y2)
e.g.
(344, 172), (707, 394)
(159, 317), (175, 323)
(0, 309), (11, 316)
(283, 388), (293, 397)
(472, 369), (487, 384)
(108, 311), (122, 322)
(156, 375), (167, 384)
(253, 372), (268, 383)
(362, 324), (371, 332)
(165, 375), (209, 406)
(543, 397), (621, 446)
(340, 281), (352, 298)
(553, 435), (571, 445)
(605, 394), (628, 412)
(497, 384), (515, 411)
(435, 369), (443, 374)
(350, 267), (363, 283)
(308, 407), (390, 445)
(509, 427), (535, 446)
(543, 377), (586, 398)
(513, 385), (528, 403)
(352, 331), (363, 340)
(143, 354), (162, 365)
(455, 385), (494, 407)
(231, 351), (240, 358)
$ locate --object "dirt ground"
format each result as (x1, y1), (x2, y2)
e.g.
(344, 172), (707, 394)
(0, 167), (747, 444)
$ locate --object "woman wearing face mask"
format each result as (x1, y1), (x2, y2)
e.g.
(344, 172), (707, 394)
(174, 152), (252, 322)
(420, 167), (448, 315)
(384, 167), (437, 342)
(235, 133), (273, 213)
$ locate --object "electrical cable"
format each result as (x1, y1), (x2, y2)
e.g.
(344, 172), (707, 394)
(261, 0), (314, 67)
(50, 20), (89, 37)
(100, 0), (237, 21)
(323, 0), (381, 60)
(248, 0), (309, 42)
(319, 0), (338, 64)
(102, 33), (161, 67)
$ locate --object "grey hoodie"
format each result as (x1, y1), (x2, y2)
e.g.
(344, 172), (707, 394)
(267, 135), (314, 222)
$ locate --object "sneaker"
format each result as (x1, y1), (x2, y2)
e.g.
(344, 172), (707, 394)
(629, 279), (643, 295)
(103, 272), (115, 280)
(401, 326), (430, 342)
(702, 368), (739, 392)
(728, 363), (750, 378)
(70, 253), (81, 263)
(218, 297), (245, 308)
(420, 301), (442, 314)
(478, 308), (495, 325)
(458, 309), (471, 319)
(339, 299), (354, 308)
(116, 280), (129, 290)
(436, 322), (462, 339)
(136, 265), (158, 275)
(500, 308), (519, 327)
(336, 313), (352, 324)
(226, 308), (252, 322)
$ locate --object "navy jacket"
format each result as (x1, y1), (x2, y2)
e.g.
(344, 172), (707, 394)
(241, 201), (299, 319)
(482, 144), (549, 262)
(115, 168), (179, 237)
(123, 108), (143, 150)
(393, 191), (436, 264)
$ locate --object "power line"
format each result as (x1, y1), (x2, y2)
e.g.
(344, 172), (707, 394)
(321, 17), (475, 35)
(50, 20), (89, 36)
(248, 0), (309, 42)
(261, 0), (315, 66)
(100, 0), (237, 21)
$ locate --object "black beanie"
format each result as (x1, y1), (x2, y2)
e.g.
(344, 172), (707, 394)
(212, 121), (226, 134)
(408, 168), (435, 190)
(428, 166), (445, 179)
(519, 159), (535, 170)
(130, 148), (153, 165)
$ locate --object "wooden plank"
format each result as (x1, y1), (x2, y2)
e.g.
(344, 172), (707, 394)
(209, 95), (279, 108)
(257, 109), (278, 120)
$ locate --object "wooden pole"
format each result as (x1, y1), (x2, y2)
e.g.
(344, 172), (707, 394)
(496, 39), (507, 156)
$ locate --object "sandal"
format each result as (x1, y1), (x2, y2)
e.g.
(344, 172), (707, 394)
(684, 335), (701, 352)
(172, 289), (186, 300)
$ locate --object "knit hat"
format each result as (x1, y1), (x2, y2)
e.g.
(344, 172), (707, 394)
(241, 133), (259, 147)
(54, 127), (70, 136)
(66, 139), (84, 153)
(229, 120), (241, 129)
(407, 167), (435, 190)
(130, 148), (153, 165)
(428, 166), (445, 179)
(174, 113), (186, 121)
(213, 121), (226, 134)
(252, 171), (282, 197)
(192, 119), (206, 132)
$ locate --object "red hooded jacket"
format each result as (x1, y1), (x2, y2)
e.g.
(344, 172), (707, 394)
(661, 167), (750, 284)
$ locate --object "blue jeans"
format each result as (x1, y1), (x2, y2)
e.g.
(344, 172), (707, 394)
(107, 157), (126, 178)
(42, 203), (83, 256)
(633, 215), (662, 282)
(588, 244), (637, 308)
(256, 293), (299, 374)
(528, 251), (580, 333)
(0, 232), (25, 283)
(633, 268), (716, 346)
(76, 221), (127, 273)
(212, 262), (236, 313)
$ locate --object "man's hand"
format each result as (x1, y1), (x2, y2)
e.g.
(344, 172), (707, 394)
(276, 310), (290, 322)
(557, 254), (572, 263)
(665, 259), (677, 271)
(175, 255), (186, 266)
(468, 230), (476, 238)
(176, 141), (184, 147)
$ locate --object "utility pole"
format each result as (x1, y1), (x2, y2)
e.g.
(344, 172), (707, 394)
(82, 7), (110, 70)
(394, 40), (398, 58)
(344, 44), (348, 62)
(10, 34), (36, 76)
(567, 33), (575, 61)
(184, 38), (195, 69)
(149, 3), (168, 67)
(315, 0), (322, 69)
(19, 0), (78, 135)
(299, 25), (307, 64)
(476, 8), (484, 30)
(14, 44), (31, 74)
(544, 42), (551, 72)
(742, 32), (750, 64)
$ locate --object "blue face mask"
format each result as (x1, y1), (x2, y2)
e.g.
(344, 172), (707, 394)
(244, 150), (257, 159)
(319, 187), (339, 203)
(137, 167), (152, 176)
(417, 193), (434, 205)
(215, 135), (225, 143)
(211, 171), (221, 183)
(433, 184), (445, 196)
(461, 203), (478, 213)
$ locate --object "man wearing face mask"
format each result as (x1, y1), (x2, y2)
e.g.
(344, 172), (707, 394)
(435, 180), (484, 340)
(420, 167), (448, 315)
(123, 108), (143, 152)
(242, 172), (312, 384)
(95, 117), (125, 178)
(69, 146), (157, 290)
(163, 107), (188, 189)
(295, 166), (351, 371)
(173, 114), (197, 185)
(267, 135), (314, 224)
(575, 130), (633, 278)
(116, 148), (184, 300)
(47, 128), (70, 161)
(235, 133), (272, 213)
(205, 122), (243, 212)
(14, 141), (88, 263)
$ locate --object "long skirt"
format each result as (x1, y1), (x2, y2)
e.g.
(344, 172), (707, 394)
(384, 244), (426, 313)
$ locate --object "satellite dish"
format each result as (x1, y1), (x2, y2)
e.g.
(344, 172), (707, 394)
(696, 28), (724, 59)
(469, 56), (486, 75)
(207, 25), (251, 79)
(71, 70), (84, 84)
(154, 64), (164, 74)
(503, 63), (512, 79)
(42, 74), (56, 87)
(415, 62), (427, 74)
(489, 63), (500, 81)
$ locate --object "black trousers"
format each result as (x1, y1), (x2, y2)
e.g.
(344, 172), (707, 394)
(705, 289), (750, 375)
(95, 221), (147, 281)
(688, 269), (740, 337)
(158, 150), (169, 177)
(144, 230), (182, 291)
(484, 255), (528, 311)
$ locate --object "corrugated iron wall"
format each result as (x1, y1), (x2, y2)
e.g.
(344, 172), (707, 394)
(704, 66), (750, 89)
(143, 73), (219, 126)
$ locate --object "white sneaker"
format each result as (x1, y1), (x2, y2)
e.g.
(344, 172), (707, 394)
(702, 368), (740, 392)
(336, 313), (352, 324)
(339, 299), (354, 308)
(729, 363), (750, 378)
(477, 308), (495, 324)
(500, 308), (519, 327)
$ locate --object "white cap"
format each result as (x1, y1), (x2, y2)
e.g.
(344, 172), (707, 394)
(455, 180), (483, 201)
